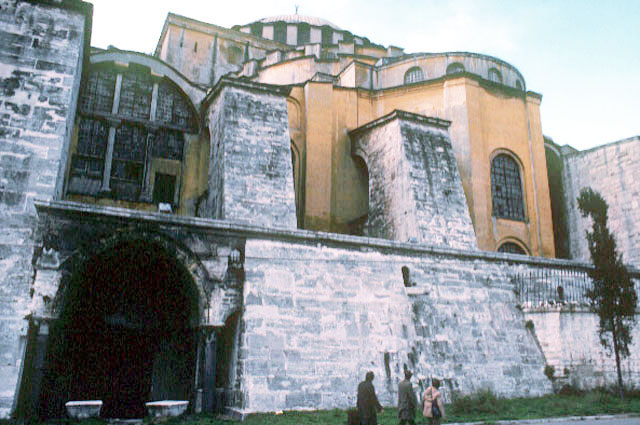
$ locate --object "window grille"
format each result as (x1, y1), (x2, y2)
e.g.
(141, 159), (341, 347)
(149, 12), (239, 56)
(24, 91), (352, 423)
(118, 70), (152, 120)
(71, 118), (108, 179)
(157, 81), (196, 131)
(498, 242), (526, 255)
(152, 129), (184, 161)
(79, 69), (116, 114)
(491, 154), (525, 220)
(404, 67), (424, 84)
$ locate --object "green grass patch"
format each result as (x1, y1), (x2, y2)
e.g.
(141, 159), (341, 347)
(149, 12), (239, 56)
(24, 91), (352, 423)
(4, 389), (640, 425)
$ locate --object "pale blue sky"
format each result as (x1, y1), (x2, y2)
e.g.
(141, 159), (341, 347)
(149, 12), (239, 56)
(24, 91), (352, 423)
(90, 0), (640, 151)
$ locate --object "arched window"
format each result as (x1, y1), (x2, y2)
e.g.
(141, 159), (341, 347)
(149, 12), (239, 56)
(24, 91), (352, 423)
(491, 153), (525, 220)
(498, 242), (526, 255)
(488, 68), (502, 84)
(446, 62), (465, 75)
(404, 66), (424, 84)
(70, 63), (197, 203)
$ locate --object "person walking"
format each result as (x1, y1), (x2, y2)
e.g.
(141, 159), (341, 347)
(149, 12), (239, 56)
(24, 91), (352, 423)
(398, 369), (418, 425)
(422, 378), (445, 425)
(357, 371), (383, 425)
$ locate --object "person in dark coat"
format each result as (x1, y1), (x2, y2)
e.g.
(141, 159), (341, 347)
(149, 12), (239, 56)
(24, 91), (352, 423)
(397, 369), (417, 425)
(357, 371), (383, 425)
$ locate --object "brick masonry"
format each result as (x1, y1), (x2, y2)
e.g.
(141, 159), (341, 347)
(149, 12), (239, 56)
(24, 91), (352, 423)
(0, 0), (89, 417)
(562, 136), (640, 267)
(351, 110), (477, 249)
(204, 79), (297, 230)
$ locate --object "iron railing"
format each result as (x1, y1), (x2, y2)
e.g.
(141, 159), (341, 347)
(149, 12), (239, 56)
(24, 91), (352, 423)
(513, 267), (591, 307)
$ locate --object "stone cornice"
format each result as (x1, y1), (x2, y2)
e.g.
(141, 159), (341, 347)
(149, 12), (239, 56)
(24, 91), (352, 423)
(201, 77), (292, 111)
(348, 109), (451, 139)
(33, 199), (625, 274)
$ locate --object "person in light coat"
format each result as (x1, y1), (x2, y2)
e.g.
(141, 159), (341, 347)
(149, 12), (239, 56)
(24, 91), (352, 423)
(422, 378), (445, 425)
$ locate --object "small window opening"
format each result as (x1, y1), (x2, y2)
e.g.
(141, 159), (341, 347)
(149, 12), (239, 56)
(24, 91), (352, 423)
(446, 62), (465, 75)
(194, 42), (198, 52)
(153, 173), (176, 206)
(402, 266), (414, 287)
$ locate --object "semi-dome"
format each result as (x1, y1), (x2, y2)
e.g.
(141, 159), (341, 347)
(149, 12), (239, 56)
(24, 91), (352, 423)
(256, 14), (342, 30)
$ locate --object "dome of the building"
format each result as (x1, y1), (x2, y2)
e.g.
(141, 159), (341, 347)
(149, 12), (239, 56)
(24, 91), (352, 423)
(257, 14), (342, 31)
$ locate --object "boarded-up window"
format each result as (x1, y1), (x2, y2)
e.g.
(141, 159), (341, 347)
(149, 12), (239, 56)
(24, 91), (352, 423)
(491, 154), (525, 221)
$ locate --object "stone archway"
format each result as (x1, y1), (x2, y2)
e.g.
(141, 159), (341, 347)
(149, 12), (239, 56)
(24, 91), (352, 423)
(38, 238), (202, 418)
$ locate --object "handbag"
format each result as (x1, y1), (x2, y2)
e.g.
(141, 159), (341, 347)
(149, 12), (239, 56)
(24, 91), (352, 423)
(431, 396), (441, 418)
(431, 400), (441, 418)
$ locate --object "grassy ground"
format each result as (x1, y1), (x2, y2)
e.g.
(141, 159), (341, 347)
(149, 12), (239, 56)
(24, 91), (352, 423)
(5, 389), (640, 425)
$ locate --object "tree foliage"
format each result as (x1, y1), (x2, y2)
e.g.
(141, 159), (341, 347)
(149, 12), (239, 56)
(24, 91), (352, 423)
(577, 187), (637, 397)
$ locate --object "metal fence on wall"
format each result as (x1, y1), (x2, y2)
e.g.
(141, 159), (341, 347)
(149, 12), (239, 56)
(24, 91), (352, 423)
(513, 267), (592, 307)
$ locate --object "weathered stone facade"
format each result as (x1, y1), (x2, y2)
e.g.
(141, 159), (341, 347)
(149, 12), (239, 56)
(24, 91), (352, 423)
(0, 1), (639, 421)
(562, 136), (640, 267)
(0, 0), (90, 416)
(204, 79), (296, 229)
(351, 110), (476, 249)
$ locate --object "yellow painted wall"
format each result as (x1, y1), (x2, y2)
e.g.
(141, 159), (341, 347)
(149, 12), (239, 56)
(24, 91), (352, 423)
(286, 74), (555, 256)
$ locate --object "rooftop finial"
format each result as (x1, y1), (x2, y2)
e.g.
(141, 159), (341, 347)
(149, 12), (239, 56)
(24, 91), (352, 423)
(295, 4), (299, 14)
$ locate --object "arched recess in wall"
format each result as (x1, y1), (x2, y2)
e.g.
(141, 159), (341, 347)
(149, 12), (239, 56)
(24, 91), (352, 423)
(28, 230), (215, 418)
(490, 150), (526, 221)
(497, 239), (529, 255)
(446, 62), (465, 75)
(347, 154), (369, 236)
(290, 140), (303, 228)
(68, 53), (201, 208)
(404, 66), (424, 84)
(544, 141), (569, 258)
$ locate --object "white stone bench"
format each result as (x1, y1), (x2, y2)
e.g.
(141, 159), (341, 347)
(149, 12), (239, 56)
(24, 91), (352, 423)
(65, 400), (103, 419)
(145, 400), (189, 418)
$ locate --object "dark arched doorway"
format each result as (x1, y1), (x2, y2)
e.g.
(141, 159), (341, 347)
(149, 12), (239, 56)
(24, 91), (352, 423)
(40, 239), (200, 418)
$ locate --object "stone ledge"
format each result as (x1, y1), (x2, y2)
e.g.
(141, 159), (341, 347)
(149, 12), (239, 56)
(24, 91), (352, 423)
(145, 400), (188, 418)
(34, 199), (625, 274)
(65, 400), (102, 419)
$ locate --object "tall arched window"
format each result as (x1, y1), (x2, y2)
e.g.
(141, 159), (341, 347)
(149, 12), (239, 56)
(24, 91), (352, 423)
(404, 66), (424, 84)
(446, 62), (465, 75)
(491, 153), (525, 220)
(70, 63), (197, 203)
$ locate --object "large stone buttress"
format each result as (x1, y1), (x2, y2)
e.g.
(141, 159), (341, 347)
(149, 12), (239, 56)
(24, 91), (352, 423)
(350, 110), (477, 250)
(202, 78), (297, 229)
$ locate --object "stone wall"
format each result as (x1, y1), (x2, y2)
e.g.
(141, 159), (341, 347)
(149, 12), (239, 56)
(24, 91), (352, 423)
(525, 309), (640, 390)
(236, 234), (552, 415)
(205, 79), (297, 230)
(350, 110), (477, 249)
(563, 136), (640, 267)
(0, 0), (90, 417)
